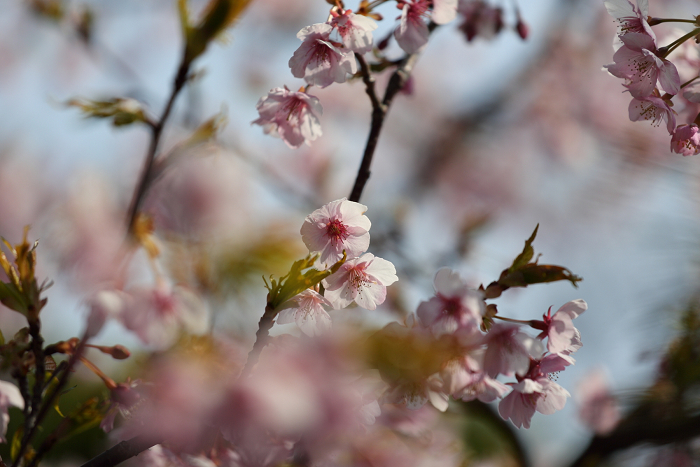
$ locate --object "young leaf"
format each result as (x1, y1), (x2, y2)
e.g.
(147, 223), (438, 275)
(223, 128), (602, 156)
(508, 224), (538, 272)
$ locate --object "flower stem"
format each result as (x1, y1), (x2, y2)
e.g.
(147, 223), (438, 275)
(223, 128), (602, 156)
(648, 17), (698, 26)
(493, 315), (532, 325)
(660, 28), (700, 58)
(681, 76), (700, 89)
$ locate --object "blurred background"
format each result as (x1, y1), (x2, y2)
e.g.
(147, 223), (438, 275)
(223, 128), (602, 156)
(1, 0), (700, 465)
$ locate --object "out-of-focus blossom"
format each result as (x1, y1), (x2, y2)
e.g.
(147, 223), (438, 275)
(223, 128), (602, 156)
(289, 23), (356, 88)
(671, 123), (700, 156)
(119, 283), (209, 349)
(86, 289), (131, 338)
(629, 93), (677, 134)
(394, 1), (430, 54)
(277, 289), (333, 336)
(531, 299), (587, 355)
(456, 372), (509, 403)
(252, 86), (323, 149)
(576, 369), (620, 435)
(482, 323), (543, 377)
(140, 445), (218, 467)
(498, 376), (570, 429)
(324, 253), (398, 310)
(457, 0), (504, 42)
(101, 379), (141, 433)
(329, 9), (378, 54)
(300, 198), (371, 268)
(416, 268), (484, 337)
(385, 375), (449, 412)
(0, 380), (24, 443)
(603, 0), (655, 44)
(605, 33), (680, 98)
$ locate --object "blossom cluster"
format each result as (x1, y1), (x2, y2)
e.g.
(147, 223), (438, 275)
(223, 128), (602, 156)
(603, 0), (700, 155)
(252, 0), (529, 149)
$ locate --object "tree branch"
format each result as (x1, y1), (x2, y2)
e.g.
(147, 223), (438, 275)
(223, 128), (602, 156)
(240, 304), (277, 378)
(348, 50), (422, 203)
(125, 54), (191, 235)
(79, 435), (162, 467)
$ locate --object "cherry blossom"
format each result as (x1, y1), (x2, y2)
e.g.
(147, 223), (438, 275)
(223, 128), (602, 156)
(498, 376), (570, 429)
(0, 380), (24, 443)
(119, 284), (209, 349)
(416, 268), (485, 336)
(605, 33), (680, 98)
(394, 1), (429, 54)
(252, 86), (323, 149)
(300, 198), (371, 268)
(277, 289), (333, 336)
(329, 9), (378, 54)
(531, 299), (587, 355)
(576, 369), (620, 435)
(482, 323), (544, 377)
(385, 376), (450, 412)
(324, 253), (398, 310)
(289, 23), (356, 88)
(603, 0), (655, 43)
(671, 123), (700, 156)
(628, 92), (677, 134)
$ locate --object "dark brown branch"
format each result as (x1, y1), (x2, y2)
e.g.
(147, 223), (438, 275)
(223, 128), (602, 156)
(125, 54), (191, 235)
(348, 51), (421, 203)
(79, 435), (162, 467)
(11, 336), (88, 467)
(567, 409), (700, 467)
(241, 304), (277, 378)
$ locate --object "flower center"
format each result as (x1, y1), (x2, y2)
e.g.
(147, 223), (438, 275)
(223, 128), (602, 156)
(326, 218), (349, 246)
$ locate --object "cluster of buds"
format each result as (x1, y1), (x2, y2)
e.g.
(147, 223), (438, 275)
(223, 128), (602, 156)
(603, 0), (700, 155)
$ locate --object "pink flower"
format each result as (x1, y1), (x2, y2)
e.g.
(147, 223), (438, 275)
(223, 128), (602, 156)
(531, 299), (587, 355)
(416, 268), (485, 336)
(277, 289), (333, 336)
(252, 86), (323, 149)
(605, 33), (680, 98)
(329, 9), (378, 54)
(603, 0), (655, 43)
(300, 198), (371, 268)
(482, 323), (544, 378)
(289, 23), (357, 88)
(457, 373), (509, 403)
(394, 1), (430, 54)
(576, 369), (620, 435)
(119, 284), (209, 349)
(324, 253), (398, 310)
(432, 0), (459, 24)
(457, 0), (504, 42)
(671, 123), (700, 156)
(385, 376), (449, 412)
(0, 380), (24, 443)
(498, 377), (570, 429)
(628, 93), (677, 134)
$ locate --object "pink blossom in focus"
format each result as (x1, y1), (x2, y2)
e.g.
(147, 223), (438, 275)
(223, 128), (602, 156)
(605, 33), (680, 98)
(603, 0), (655, 43)
(482, 323), (544, 378)
(671, 123), (700, 156)
(628, 93), (677, 134)
(289, 23), (357, 88)
(416, 268), (485, 336)
(329, 9), (378, 54)
(324, 253), (398, 310)
(0, 380), (24, 443)
(277, 289), (333, 336)
(532, 299), (587, 355)
(252, 86), (323, 149)
(394, 1), (430, 54)
(300, 198), (371, 268)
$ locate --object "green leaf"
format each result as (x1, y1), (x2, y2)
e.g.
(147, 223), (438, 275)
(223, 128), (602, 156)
(66, 97), (148, 127)
(499, 264), (582, 288)
(11, 426), (23, 461)
(508, 224), (538, 272)
(266, 253), (346, 311)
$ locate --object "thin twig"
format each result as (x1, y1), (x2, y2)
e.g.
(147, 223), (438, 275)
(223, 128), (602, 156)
(348, 50), (422, 202)
(125, 54), (191, 235)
